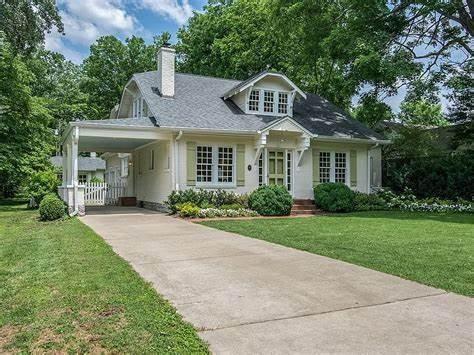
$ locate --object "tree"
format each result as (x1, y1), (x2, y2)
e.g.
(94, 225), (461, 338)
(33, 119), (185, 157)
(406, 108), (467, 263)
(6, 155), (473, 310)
(81, 35), (158, 119)
(0, 0), (64, 55)
(0, 37), (54, 197)
(399, 99), (448, 126)
(446, 61), (473, 123)
(177, 0), (421, 111)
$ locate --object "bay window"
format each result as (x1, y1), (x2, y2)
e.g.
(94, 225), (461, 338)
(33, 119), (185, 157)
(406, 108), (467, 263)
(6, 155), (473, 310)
(196, 145), (235, 185)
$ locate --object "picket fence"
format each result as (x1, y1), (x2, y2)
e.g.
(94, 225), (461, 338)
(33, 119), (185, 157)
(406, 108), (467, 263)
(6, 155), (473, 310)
(84, 182), (126, 206)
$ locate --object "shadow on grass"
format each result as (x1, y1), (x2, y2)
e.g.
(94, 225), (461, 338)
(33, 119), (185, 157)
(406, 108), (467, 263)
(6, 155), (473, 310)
(326, 210), (474, 225)
(0, 199), (29, 212)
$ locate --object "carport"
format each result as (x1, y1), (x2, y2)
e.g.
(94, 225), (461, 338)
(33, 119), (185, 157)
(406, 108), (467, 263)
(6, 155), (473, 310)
(59, 120), (172, 215)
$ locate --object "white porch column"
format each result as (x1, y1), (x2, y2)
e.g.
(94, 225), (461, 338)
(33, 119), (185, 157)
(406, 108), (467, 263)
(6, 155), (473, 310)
(61, 145), (67, 187)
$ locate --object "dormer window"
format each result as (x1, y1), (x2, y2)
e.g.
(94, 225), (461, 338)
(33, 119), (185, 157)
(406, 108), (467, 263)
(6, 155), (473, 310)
(132, 96), (148, 118)
(246, 89), (290, 116)
(263, 91), (274, 113)
(278, 92), (288, 114)
(249, 90), (260, 112)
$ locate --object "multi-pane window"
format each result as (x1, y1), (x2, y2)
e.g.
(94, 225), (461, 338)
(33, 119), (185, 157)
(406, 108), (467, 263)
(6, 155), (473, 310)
(218, 147), (233, 183)
(319, 152), (331, 183)
(258, 152), (263, 186)
(286, 151), (292, 191)
(335, 152), (347, 183)
(132, 97), (148, 118)
(248, 90), (260, 111)
(196, 146), (213, 183)
(263, 91), (274, 113)
(121, 157), (129, 177)
(278, 92), (288, 114)
(79, 174), (87, 184)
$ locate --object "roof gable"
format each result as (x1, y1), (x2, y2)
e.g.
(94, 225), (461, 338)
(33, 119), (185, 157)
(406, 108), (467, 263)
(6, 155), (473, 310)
(222, 70), (306, 100)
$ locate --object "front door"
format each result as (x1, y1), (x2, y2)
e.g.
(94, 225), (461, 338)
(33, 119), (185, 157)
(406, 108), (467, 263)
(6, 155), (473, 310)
(268, 151), (285, 185)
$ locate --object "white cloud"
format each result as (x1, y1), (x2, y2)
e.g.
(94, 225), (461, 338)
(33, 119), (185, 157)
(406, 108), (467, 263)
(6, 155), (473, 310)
(136, 0), (193, 25)
(45, 0), (138, 62)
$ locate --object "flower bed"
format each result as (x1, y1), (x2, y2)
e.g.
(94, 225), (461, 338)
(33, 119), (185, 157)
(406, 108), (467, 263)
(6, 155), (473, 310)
(378, 189), (473, 213)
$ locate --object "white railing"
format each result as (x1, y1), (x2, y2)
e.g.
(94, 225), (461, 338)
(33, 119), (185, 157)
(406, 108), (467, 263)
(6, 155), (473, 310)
(84, 182), (108, 206)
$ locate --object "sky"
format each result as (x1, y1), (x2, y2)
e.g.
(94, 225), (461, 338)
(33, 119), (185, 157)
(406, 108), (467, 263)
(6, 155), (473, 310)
(45, 0), (208, 64)
(44, 0), (453, 112)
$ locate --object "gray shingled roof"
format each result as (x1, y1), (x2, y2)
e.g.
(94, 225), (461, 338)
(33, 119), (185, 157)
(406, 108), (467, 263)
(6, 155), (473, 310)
(50, 156), (106, 171)
(78, 71), (384, 141)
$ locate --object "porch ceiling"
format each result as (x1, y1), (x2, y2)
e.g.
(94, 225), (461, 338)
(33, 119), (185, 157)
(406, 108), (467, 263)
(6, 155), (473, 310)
(78, 136), (155, 153)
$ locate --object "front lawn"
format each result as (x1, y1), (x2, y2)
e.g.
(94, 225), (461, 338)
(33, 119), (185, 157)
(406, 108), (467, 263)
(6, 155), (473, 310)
(0, 200), (208, 353)
(201, 211), (474, 297)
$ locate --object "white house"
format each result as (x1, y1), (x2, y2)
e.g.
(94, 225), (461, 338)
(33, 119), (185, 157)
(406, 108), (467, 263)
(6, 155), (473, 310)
(59, 45), (389, 215)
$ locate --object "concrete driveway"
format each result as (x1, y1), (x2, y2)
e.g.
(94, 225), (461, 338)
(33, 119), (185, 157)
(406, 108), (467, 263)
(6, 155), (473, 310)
(81, 207), (473, 354)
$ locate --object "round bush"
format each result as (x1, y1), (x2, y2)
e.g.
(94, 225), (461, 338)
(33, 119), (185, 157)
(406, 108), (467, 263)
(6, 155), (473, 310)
(248, 185), (293, 216)
(39, 194), (66, 221)
(314, 183), (355, 212)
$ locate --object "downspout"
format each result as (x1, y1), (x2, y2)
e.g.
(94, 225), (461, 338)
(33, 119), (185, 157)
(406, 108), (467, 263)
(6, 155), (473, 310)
(174, 130), (183, 190)
(367, 143), (380, 193)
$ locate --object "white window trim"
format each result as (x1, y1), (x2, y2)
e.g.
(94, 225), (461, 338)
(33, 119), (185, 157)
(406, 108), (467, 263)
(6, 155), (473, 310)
(196, 144), (237, 188)
(246, 89), (291, 116)
(132, 95), (147, 119)
(318, 150), (350, 186)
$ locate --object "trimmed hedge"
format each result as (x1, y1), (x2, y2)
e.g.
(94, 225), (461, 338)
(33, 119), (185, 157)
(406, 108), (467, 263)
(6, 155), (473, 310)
(314, 183), (355, 212)
(383, 151), (474, 200)
(248, 185), (293, 216)
(39, 194), (66, 221)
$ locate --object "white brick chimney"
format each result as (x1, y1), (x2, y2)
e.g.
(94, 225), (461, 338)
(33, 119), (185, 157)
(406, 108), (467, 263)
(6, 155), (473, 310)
(157, 45), (175, 97)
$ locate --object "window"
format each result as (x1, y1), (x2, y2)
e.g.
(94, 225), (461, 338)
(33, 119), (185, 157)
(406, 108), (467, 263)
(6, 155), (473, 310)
(218, 147), (233, 183)
(278, 92), (288, 114)
(258, 152), (263, 186)
(79, 174), (87, 184)
(121, 157), (129, 177)
(196, 146), (213, 183)
(132, 97), (147, 118)
(286, 151), (292, 191)
(248, 90), (260, 111)
(335, 152), (347, 183)
(319, 152), (331, 183)
(149, 149), (155, 170)
(263, 91), (274, 113)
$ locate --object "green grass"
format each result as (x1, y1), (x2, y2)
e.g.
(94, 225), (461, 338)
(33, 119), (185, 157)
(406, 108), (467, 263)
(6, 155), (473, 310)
(0, 200), (208, 353)
(201, 211), (474, 297)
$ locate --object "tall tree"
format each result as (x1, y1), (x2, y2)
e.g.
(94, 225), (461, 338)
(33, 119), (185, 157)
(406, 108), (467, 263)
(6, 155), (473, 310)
(0, 37), (54, 196)
(81, 35), (159, 119)
(0, 0), (64, 55)
(177, 0), (421, 113)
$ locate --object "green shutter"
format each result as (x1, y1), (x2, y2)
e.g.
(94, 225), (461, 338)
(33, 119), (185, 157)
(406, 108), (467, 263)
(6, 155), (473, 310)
(350, 150), (357, 187)
(236, 144), (245, 186)
(312, 149), (320, 186)
(186, 142), (196, 186)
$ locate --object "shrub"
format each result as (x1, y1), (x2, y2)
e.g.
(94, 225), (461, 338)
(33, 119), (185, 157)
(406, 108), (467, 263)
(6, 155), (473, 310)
(198, 208), (259, 218)
(314, 183), (355, 212)
(353, 192), (388, 211)
(176, 202), (201, 218)
(376, 188), (473, 213)
(220, 203), (244, 210)
(90, 176), (103, 183)
(26, 170), (60, 207)
(248, 185), (293, 216)
(39, 194), (66, 221)
(165, 189), (246, 213)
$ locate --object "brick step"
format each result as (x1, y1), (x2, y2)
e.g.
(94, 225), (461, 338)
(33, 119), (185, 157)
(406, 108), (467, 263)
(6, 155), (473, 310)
(291, 209), (320, 215)
(291, 205), (318, 211)
(293, 199), (315, 206)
